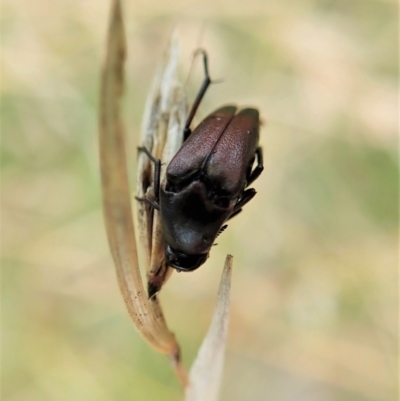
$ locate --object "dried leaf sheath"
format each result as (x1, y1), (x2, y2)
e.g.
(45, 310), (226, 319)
(99, 0), (180, 356)
(136, 34), (187, 295)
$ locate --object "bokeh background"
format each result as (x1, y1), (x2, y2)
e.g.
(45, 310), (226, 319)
(2, 0), (398, 400)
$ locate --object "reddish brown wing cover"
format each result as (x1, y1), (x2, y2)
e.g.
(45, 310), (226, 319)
(166, 105), (237, 183)
(205, 108), (260, 197)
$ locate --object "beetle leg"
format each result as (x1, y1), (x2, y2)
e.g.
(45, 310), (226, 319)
(216, 224), (228, 237)
(134, 195), (160, 211)
(227, 208), (242, 221)
(137, 146), (161, 204)
(233, 188), (256, 214)
(183, 50), (212, 140)
(246, 147), (264, 187)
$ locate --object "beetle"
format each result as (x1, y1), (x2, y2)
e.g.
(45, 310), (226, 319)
(139, 51), (263, 272)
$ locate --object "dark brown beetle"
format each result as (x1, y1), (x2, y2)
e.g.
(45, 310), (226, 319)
(139, 51), (263, 272)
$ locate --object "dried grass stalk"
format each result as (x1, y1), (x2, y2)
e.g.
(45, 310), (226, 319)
(98, 0), (186, 384)
(100, 0), (233, 393)
(136, 33), (187, 296)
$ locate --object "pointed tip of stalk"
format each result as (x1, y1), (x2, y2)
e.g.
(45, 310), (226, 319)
(184, 255), (233, 401)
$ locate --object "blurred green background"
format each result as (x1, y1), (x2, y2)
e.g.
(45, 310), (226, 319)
(2, 0), (398, 400)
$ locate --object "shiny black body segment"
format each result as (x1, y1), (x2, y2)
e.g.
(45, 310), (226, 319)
(139, 51), (263, 272)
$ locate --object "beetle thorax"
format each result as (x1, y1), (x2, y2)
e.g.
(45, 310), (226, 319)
(159, 180), (232, 255)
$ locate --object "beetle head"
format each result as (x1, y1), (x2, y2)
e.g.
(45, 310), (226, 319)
(165, 245), (208, 272)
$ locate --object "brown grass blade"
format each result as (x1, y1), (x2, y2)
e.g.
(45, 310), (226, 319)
(99, 0), (181, 359)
